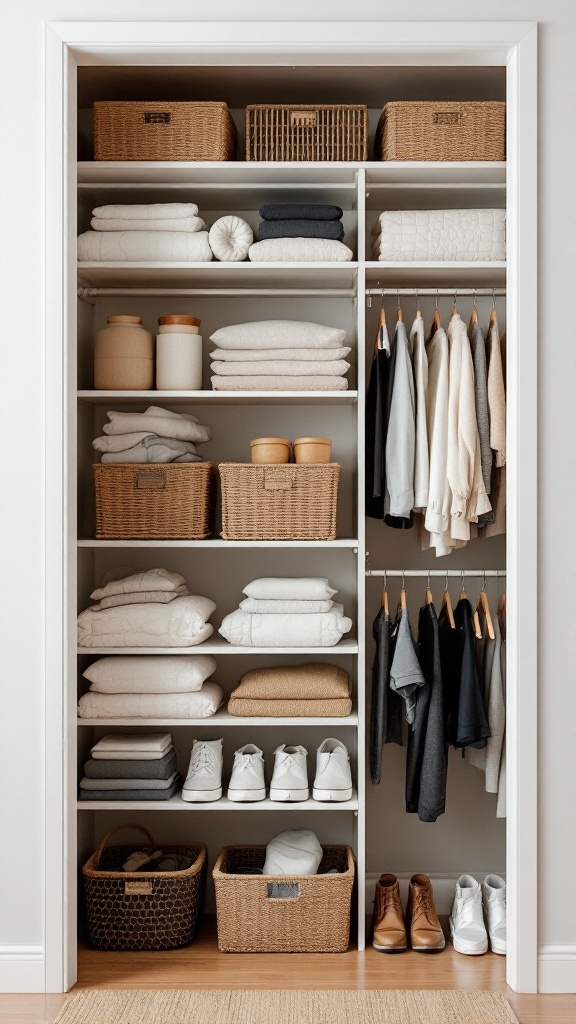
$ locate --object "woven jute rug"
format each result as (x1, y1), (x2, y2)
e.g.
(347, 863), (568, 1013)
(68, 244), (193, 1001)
(53, 988), (519, 1023)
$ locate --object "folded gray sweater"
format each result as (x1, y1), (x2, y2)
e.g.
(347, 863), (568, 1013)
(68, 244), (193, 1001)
(79, 776), (181, 800)
(260, 203), (343, 221)
(258, 220), (344, 241)
(83, 749), (177, 780)
(80, 771), (178, 791)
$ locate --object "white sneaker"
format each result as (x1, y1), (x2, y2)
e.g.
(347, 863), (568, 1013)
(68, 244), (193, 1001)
(449, 874), (489, 955)
(181, 738), (223, 802)
(269, 744), (309, 802)
(483, 874), (507, 954)
(313, 738), (353, 801)
(228, 743), (266, 802)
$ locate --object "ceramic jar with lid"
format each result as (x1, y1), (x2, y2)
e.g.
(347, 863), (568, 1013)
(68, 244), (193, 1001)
(94, 315), (154, 390)
(293, 437), (332, 464)
(156, 315), (203, 391)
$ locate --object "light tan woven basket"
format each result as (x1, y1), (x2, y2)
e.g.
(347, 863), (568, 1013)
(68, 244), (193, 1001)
(219, 463), (340, 540)
(246, 105), (368, 161)
(213, 844), (355, 953)
(375, 101), (506, 162)
(94, 101), (237, 161)
(93, 462), (216, 539)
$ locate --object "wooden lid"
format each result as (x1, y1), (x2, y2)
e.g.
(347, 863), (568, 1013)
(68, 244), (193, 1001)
(250, 437), (291, 446)
(293, 437), (332, 445)
(106, 315), (142, 324)
(158, 315), (201, 327)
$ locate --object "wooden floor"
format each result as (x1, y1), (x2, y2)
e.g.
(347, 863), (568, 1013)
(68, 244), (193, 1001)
(2, 920), (574, 1024)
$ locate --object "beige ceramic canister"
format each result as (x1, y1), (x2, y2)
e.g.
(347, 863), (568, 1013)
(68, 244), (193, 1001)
(250, 438), (291, 464)
(94, 315), (154, 390)
(156, 315), (203, 391)
(293, 437), (332, 464)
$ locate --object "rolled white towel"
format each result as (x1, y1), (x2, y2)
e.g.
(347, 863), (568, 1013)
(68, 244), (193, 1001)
(93, 203), (199, 220)
(208, 215), (253, 262)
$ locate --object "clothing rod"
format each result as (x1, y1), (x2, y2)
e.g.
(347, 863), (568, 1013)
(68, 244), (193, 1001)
(365, 569), (506, 578)
(77, 287), (355, 302)
(365, 288), (506, 297)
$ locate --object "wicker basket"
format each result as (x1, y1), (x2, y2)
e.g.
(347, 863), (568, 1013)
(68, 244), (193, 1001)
(93, 462), (216, 539)
(213, 844), (355, 952)
(219, 463), (340, 540)
(94, 101), (237, 161)
(83, 824), (207, 951)
(246, 105), (368, 161)
(375, 101), (506, 162)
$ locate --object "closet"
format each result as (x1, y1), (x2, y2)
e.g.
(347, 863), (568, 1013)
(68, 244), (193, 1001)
(71, 58), (509, 970)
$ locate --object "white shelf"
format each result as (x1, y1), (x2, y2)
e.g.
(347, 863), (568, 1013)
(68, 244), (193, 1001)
(77, 710), (358, 726)
(77, 791), (359, 811)
(77, 390), (358, 406)
(365, 261), (506, 285)
(78, 538), (359, 549)
(77, 262), (359, 289)
(77, 639), (359, 655)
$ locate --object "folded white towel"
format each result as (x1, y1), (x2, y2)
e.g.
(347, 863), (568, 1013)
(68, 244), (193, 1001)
(239, 598), (334, 614)
(249, 238), (353, 262)
(244, 578), (337, 601)
(211, 375), (348, 391)
(210, 320), (346, 350)
(93, 203), (199, 220)
(100, 444), (201, 464)
(80, 773), (178, 791)
(92, 732), (172, 754)
(103, 408), (210, 444)
(78, 682), (224, 719)
(77, 230), (213, 263)
(211, 347), (351, 362)
(83, 654), (217, 693)
(93, 431), (155, 453)
(91, 216), (206, 233)
(219, 606), (352, 648)
(91, 568), (186, 600)
(78, 596), (216, 648)
(91, 589), (189, 611)
(210, 359), (350, 377)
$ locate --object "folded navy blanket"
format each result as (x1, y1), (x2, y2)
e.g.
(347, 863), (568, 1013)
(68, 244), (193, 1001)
(258, 220), (345, 241)
(79, 776), (181, 801)
(83, 749), (177, 780)
(260, 203), (343, 221)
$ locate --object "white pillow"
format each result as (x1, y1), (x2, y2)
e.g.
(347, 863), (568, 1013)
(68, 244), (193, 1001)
(77, 682), (224, 719)
(263, 830), (323, 876)
(248, 238), (353, 263)
(91, 568), (185, 600)
(242, 578), (337, 601)
(208, 215), (253, 262)
(210, 320), (346, 350)
(239, 598), (333, 614)
(77, 597), (216, 648)
(83, 654), (217, 693)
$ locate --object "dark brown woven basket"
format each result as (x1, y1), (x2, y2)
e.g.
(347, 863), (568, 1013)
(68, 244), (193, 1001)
(246, 105), (368, 161)
(93, 462), (216, 539)
(219, 463), (340, 540)
(213, 844), (354, 952)
(375, 101), (506, 162)
(94, 101), (237, 161)
(83, 824), (207, 951)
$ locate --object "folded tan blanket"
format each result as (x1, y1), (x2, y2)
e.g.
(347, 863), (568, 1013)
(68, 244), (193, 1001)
(231, 662), (350, 700)
(227, 696), (352, 718)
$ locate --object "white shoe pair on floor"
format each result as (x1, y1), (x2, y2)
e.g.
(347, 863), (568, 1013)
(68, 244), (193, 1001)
(181, 737), (352, 803)
(449, 873), (507, 955)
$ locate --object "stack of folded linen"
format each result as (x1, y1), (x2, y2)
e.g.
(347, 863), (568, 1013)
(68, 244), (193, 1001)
(79, 733), (180, 800)
(219, 577), (353, 648)
(78, 652), (224, 720)
(249, 203), (353, 263)
(77, 568), (217, 650)
(77, 203), (213, 263)
(92, 405), (211, 464)
(210, 319), (351, 392)
(227, 663), (352, 718)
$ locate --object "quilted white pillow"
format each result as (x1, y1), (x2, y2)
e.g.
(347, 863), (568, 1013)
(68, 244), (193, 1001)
(77, 596), (216, 648)
(77, 682), (224, 719)
(210, 320), (346, 350)
(91, 568), (186, 601)
(83, 654), (217, 693)
(208, 215), (253, 261)
(243, 577), (337, 601)
(248, 238), (353, 262)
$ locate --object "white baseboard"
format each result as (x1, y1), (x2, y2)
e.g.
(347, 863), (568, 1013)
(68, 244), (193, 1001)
(0, 946), (44, 993)
(538, 946), (576, 994)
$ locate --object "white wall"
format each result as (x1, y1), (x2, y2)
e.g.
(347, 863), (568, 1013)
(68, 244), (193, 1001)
(0, 0), (574, 994)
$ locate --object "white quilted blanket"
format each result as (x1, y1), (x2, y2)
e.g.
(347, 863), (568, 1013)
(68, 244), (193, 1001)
(249, 238), (353, 262)
(77, 596), (216, 648)
(219, 603), (352, 648)
(373, 209), (506, 261)
(78, 682), (224, 718)
(77, 230), (213, 262)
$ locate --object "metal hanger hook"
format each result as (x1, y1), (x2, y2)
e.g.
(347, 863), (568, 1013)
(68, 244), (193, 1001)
(445, 570), (449, 592)
(482, 569), (487, 591)
(453, 288), (458, 308)
(473, 289), (477, 308)
(397, 288), (401, 310)
(435, 288), (440, 310)
(461, 569), (465, 591)
(401, 569), (405, 590)
(415, 288), (419, 313)
(492, 286), (496, 309)
(427, 569), (431, 589)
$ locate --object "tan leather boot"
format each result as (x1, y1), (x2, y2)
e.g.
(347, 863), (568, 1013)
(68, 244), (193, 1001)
(407, 874), (446, 952)
(371, 874), (408, 953)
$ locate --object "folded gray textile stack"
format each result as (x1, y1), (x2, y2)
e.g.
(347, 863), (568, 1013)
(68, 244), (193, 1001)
(257, 203), (344, 241)
(79, 732), (180, 801)
(92, 405), (211, 464)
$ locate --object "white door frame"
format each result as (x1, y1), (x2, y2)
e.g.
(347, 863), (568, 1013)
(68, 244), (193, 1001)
(44, 19), (538, 994)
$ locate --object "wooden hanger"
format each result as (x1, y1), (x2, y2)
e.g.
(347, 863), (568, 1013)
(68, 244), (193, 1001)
(441, 574), (456, 629)
(475, 573), (495, 640)
(498, 591), (506, 616)
(489, 288), (498, 329)
(381, 571), (389, 616)
(374, 304), (387, 354)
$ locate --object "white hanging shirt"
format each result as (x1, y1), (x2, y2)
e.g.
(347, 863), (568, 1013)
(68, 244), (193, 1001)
(424, 325), (454, 553)
(410, 315), (430, 511)
(384, 320), (416, 519)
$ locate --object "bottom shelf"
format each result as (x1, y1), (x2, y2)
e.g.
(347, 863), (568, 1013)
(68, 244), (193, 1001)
(77, 791), (358, 811)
